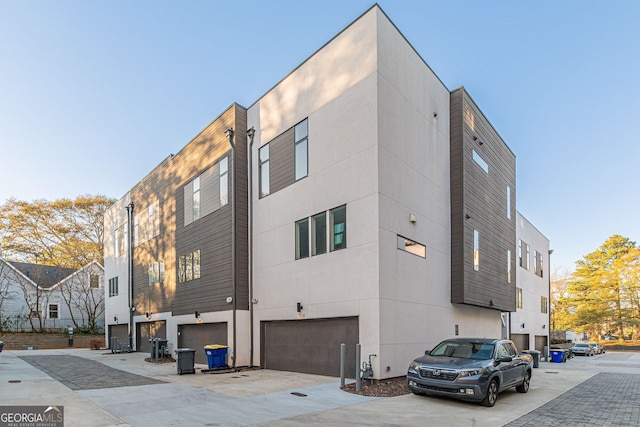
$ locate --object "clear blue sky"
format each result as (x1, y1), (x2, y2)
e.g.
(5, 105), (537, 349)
(1, 1), (639, 273)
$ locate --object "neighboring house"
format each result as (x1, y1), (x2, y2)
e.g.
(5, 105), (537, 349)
(0, 259), (105, 333)
(104, 5), (548, 377)
(504, 212), (551, 355)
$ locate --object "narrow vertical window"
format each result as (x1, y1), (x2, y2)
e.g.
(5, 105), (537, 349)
(526, 244), (530, 271)
(186, 253), (193, 281)
(506, 185), (511, 220)
(109, 277), (119, 297)
(539, 252), (544, 278)
(541, 296), (548, 313)
(518, 240), (523, 267)
(159, 260), (165, 284)
(178, 256), (186, 283)
(259, 145), (270, 198)
(133, 216), (139, 247)
(473, 229), (480, 271)
(114, 229), (120, 257)
(219, 157), (229, 206)
(147, 204), (155, 239)
(193, 250), (201, 279)
(193, 176), (201, 220)
(330, 205), (347, 251)
(311, 212), (327, 256)
(295, 119), (308, 181)
(533, 250), (539, 275)
(295, 218), (310, 259)
(516, 287), (523, 309)
(507, 249), (512, 283)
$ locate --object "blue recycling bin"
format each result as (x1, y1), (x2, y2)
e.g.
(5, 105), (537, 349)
(204, 345), (229, 369)
(550, 350), (564, 363)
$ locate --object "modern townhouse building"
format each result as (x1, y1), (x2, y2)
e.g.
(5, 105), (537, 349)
(506, 212), (551, 354)
(103, 4), (548, 378)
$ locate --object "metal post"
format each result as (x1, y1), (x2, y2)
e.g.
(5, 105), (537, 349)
(355, 343), (361, 392)
(340, 343), (346, 388)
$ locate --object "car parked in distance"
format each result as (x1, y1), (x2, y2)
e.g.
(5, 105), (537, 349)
(570, 343), (594, 356)
(406, 338), (533, 407)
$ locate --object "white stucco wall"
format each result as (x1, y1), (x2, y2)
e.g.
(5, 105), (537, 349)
(512, 211), (550, 350)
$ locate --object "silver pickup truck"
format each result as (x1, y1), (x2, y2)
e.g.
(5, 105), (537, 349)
(407, 338), (533, 407)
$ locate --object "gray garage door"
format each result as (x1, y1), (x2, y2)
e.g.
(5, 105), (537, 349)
(136, 321), (166, 353)
(178, 323), (228, 365)
(511, 333), (529, 352)
(108, 324), (129, 349)
(261, 317), (358, 378)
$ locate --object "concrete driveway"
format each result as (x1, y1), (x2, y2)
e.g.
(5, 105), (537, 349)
(1, 348), (639, 426)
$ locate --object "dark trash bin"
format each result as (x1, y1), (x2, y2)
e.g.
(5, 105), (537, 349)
(204, 345), (229, 369)
(523, 350), (541, 368)
(175, 348), (196, 375)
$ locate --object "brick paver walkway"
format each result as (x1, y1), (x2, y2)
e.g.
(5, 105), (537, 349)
(505, 372), (640, 426)
(19, 355), (166, 390)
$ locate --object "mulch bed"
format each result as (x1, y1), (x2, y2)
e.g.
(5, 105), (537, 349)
(341, 376), (410, 397)
(144, 356), (176, 364)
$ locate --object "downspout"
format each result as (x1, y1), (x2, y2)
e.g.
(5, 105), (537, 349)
(247, 127), (255, 367)
(125, 202), (134, 350)
(225, 127), (237, 369)
(548, 249), (553, 358)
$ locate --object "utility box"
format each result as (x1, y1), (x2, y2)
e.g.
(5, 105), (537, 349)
(175, 348), (196, 375)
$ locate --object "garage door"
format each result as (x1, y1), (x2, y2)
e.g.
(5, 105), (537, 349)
(535, 335), (548, 353)
(178, 323), (227, 365)
(511, 333), (529, 352)
(261, 317), (358, 378)
(136, 321), (166, 353)
(108, 324), (129, 349)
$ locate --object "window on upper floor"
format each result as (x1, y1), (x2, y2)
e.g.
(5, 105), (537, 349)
(148, 260), (165, 286)
(330, 205), (347, 252)
(109, 277), (119, 297)
(397, 235), (426, 258)
(134, 200), (160, 246)
(220, 156), (229, 206)
(525, 243), (530, 270)
(90, 274), (100, 289)
(311, 212), (327, 256)
(178, 250), (200, 283)
(48, 304), (59, 319)
(516, 287), (523, 309)
(114, 224), (127, 257)
(294, 119), (308, 181)
(193, 176), (201, 220)
(541, 296), (548, 313)
(473, 229), (480, 271)
(295, 218), (310, 259)
(507, 249), (512, 283)
(472, 149), (488, 173)
(519, 240), (530, 270)
(506, 185), (511, 220)
(259, 144), (270, 198)
(534, 251), (544, 278)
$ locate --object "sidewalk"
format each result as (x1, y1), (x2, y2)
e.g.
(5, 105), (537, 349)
(1, 348), (639, 426)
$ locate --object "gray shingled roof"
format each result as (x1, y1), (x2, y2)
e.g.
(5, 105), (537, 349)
(8, 262), (77, 288)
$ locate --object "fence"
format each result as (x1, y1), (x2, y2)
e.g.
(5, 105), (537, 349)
(0, 314), (104, 333)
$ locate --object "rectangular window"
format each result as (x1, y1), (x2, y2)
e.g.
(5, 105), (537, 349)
(330, 205), (347, 252)
(516, 287), (523, 309)
(259, 145), (270, 198)
(526, 243), (530, 270)
(193, 250), (200, 279)
(506, 186), (511, 220)
(89, 274), (100, 288)
(541, 296), (548, 313)
(109, 277), (119, 297)
(533, 250), (540, 276)
(186, 253), (193, 281)
(397, 235), (426, 258)
(294, 119), (308, 181)
(507, 249), (512, 284)
(472, 149), (489, 173)
(193, 176), (201, 220)
(295, 218), (310, 259)
(473, 229), (480, 271)
(114, 228), (120, 257)
(48, 304), (59, 319)
(133, 216), (139, 247)
(220, 156), (229, 206)
(311, 212), (326, 256)
(148, 262), (158, 286)
(538, 252), (544, 278)
(178, 256), (186, 283)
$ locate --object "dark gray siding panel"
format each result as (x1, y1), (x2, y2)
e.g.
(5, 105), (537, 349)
(261, 317), (358, 377)
(269, 127), (295, 195)
(450, 88), (516, 312)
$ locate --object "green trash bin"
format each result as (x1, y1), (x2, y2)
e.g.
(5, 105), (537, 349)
(175, 348), (196, 375)
(204, 345), (229, 369)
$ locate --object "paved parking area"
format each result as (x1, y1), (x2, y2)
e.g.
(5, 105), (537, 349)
(1, 348), (640, 426)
